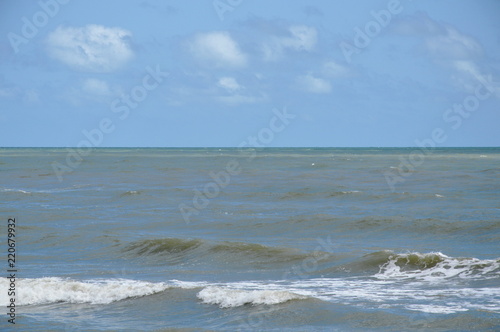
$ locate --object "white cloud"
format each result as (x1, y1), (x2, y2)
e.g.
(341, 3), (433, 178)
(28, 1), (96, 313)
(451, 60), (500, 97)
(189, 31), (247, 68)
(46, 25), (134, 72)
(283, 25), (317, 52)
(323, 61), (350, 78)
(395, 14), (482, 61)
(214, 76), (265, 105)
(425, 27), (482, 60)
(217, 77), (241, 92)
(394, 14), (496, 95)
(216, 94), (266, 105)
(82, 78), (112, 96)
(263, 25), (317, 61)
(296, 74), (331, 94)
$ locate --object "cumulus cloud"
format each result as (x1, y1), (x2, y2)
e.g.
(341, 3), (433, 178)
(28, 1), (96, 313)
(282, 25), (317, 52)
(323, 61), (350, 78)
(46, 25), (134, 72)
(263, 25), (317, 61)
(215, 76), (267, 105)
(296, 73), (331, 94)
(82, 78), (112, 96)
(189, 31), (247, 68)
(217, 77), (241, 92)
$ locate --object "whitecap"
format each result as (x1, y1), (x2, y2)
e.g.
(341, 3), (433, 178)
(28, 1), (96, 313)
(197, 286), (306, 308)
(0, 277), (171, 306)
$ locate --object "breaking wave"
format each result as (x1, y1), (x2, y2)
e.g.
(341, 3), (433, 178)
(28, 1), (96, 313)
(375, 251), (500, 280)
(197, 286), (307, 308)
(0, 278), (173, 306)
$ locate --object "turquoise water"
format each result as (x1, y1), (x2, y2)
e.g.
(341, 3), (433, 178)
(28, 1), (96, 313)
(1, 148), (499, 331)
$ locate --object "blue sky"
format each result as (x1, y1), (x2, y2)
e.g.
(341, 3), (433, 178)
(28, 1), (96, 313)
(1, 0), (499, 147)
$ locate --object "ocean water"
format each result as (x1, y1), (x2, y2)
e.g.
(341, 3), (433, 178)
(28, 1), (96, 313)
(0, 147), (499, 331)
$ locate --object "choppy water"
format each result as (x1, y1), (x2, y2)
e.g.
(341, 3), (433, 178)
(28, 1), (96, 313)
(0, 147), (499, 331)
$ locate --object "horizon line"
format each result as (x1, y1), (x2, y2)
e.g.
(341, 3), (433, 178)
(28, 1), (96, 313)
(1, 146), (499, 149)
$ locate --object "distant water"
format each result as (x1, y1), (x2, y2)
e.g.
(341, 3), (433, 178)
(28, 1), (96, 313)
(0, 147), (499, 331)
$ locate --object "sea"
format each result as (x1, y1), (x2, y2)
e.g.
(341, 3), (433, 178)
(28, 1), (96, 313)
(0, 147), (499, 331)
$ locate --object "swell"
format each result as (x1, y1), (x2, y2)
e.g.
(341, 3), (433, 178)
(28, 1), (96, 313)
(337, 217), (500, 235)
(123, 237), (335, 266)
(242, 189), (361, 200)
(122, 238), (500, 280)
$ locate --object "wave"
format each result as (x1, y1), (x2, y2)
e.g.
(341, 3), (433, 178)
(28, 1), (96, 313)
(123, 238), (320, 264)
(280, 190), (361, 200)
(197, 286), (306, 308)
(1, 185), (99, 196)
(3, 250), (498, 315)
(479, 168), (500, 173)
(374, 251), (500, 280)
(0, 277), (176, 306)
(316, 250), (500, 280)
(337, 217), (500, 235)
(125, 238), (203, 255)
(119, 190), (142, 197)
(0, 276), (306, 308)
(1, 188), (36, 195)
(123, 238), (500, 281)
(241, 188), (360, 200)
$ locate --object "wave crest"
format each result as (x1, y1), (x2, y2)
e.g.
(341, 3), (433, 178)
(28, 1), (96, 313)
(375, 252), (500, 280)
(197, 286), (306, 308)
(0, 277), (172, 306)
(125, 238), (203, 255)
(124, 238), (317, 263)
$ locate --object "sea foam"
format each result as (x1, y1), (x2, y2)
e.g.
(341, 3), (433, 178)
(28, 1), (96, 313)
(375, 252), (500, 281)
(0, 277), (172, 306)
(197, 286), (306, 308)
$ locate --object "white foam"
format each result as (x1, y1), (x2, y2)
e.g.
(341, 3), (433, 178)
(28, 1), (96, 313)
(374, 252), (500, 281)
(0, 277), (172, 306)
(406, 304), (469, 314)
(2, 188), (31, 194)
(193, 274), (500, 314)
(197, 286), (306, 308)
(3, 271), (498, 315)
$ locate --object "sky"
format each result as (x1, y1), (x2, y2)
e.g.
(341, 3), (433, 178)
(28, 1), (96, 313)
(1, 0), (499, 147)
